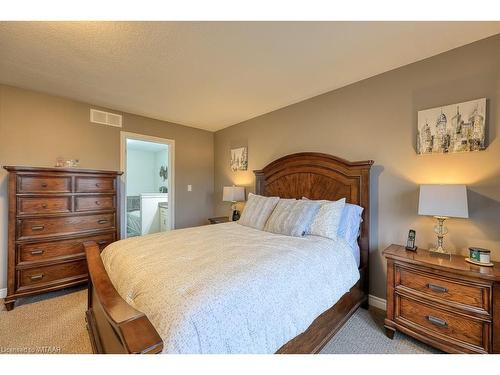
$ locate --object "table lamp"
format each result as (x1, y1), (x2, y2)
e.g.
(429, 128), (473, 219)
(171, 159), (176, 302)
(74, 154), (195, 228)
(418, 184), (468, 255)
(223, 186), (245, 221)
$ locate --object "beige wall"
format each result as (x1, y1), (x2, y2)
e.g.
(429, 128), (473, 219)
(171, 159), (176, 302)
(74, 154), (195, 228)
(0, 85), (214, 290)
(214, 34), (500, 299)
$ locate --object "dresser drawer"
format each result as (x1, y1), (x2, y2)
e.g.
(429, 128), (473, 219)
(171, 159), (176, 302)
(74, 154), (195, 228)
(75, 195), (115, 212)
(396, 266), (490, 313)
(18, 233), (115, 263)
(18, 175), (71, 193)
(18, 213), (115, 239)
(396, 296), (489, 352)
(18, 196), (71, 215)
(75, 176), (115, 193)
(18, 260), (87, 290)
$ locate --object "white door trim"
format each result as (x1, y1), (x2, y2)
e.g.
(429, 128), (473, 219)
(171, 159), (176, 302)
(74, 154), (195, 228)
(120, 131), (175, 238)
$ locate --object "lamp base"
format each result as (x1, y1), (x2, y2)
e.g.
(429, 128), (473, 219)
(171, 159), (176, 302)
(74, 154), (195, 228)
(429, 216), (451, 258)
(429, 247), (451, 259)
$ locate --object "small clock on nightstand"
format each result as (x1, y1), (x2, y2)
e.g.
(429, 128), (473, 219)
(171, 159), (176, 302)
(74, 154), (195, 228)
(208, 216), (230, 225)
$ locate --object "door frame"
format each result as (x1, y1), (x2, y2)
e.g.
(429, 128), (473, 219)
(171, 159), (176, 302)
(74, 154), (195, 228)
(120, 131), (175, 238)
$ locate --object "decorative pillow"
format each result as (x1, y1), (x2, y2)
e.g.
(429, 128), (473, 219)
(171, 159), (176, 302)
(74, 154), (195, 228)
(306, 198), (346, 240)
(338, 203), (364, 246)
(237, 193), (279, 230)
(264, 199), (320, 237)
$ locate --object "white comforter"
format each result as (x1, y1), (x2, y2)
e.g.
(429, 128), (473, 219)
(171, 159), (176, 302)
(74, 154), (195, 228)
(101, 222), (360, 354)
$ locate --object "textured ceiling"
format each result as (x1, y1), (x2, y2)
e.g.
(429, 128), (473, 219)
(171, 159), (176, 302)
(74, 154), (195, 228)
(1, 22), (499, 131)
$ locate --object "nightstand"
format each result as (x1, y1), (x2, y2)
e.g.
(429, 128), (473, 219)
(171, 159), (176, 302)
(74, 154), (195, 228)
(208, 216), (230, 224)
(383, 244), (500, 353)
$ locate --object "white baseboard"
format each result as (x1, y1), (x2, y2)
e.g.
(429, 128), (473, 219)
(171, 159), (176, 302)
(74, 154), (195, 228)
(368, 294), (387, 311)
(0, 288), (6, 299)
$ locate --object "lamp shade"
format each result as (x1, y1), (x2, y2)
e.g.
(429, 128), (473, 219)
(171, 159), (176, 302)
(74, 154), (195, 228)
(222, 186), (245, 202)
(418, 184), (468, 218)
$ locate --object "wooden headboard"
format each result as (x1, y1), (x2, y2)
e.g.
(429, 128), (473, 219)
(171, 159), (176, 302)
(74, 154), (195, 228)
(254, 152), (373, 271)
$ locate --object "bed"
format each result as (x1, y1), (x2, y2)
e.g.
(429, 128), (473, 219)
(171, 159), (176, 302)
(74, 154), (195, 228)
(84, 152), (373, 354)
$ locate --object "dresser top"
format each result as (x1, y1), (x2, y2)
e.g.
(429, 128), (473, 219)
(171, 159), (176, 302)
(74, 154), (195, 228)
(3, 165), (123, 175)
(383, 244), (500, 282)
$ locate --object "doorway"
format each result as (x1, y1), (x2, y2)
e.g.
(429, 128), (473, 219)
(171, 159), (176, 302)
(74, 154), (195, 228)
(120, 132), (175, 238)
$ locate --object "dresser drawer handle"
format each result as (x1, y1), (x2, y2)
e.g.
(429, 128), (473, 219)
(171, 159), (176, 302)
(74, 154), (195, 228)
(97, 240), (108, 246)
(427, 283), (448, 293)
(98, 219), (108, 224)
(95, 201), (101, 205)
(41, 183), (48, 188)
(31, 225), (45, 231)
(95, 183), (100, 187)
(30, 274), (44, 281)
(41, 203), (48, 209)
(427, 315), (448, 327)
(30, 249), (45, 256)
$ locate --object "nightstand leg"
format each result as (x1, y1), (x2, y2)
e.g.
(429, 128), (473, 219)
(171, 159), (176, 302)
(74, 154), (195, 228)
(384, 326), (395, 339)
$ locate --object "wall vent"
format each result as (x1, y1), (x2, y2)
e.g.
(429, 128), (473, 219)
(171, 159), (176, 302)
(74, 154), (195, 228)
(90, 109), (122, 128)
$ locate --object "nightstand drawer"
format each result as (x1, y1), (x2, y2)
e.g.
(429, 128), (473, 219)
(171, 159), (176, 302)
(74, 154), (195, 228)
(396, 295), (490, 353)
(396, 266), (491, 313)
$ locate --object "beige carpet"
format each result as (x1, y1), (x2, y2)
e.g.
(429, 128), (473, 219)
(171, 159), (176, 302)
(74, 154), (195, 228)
(1, 287), (436, 354)
(0, 287), (92, 354)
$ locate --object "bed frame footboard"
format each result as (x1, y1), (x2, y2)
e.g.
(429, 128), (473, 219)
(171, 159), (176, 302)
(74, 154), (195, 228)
(84, 241), (163, 354)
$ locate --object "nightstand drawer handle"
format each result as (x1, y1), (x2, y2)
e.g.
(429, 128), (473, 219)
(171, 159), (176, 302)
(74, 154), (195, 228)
(31, 225), (45, 231)
(97, 219), (108, 224)
(97, 240), (108, 246)
(30, 249), (45, 256)
(427, 315), (447, 327)
(427, 283), (448, 293)
(30, 274), (44, 281)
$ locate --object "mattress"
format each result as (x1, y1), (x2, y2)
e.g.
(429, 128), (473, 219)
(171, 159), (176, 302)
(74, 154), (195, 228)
(101, 222), (360, 354)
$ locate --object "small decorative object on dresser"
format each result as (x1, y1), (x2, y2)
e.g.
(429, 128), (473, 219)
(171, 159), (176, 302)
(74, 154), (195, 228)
(383, 244), (500, 353)
(2, 166), (122, 311)
(467, 247), (493, 267)
(222, 185), (245, 221)
(418, 184), (469, 256)
(208, 216), (230, 225)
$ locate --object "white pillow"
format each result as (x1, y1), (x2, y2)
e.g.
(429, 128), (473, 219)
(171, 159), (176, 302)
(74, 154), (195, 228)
(305, 198), (346, 240)
(238, 193), (279, 230)
(264, 199), (320, 237)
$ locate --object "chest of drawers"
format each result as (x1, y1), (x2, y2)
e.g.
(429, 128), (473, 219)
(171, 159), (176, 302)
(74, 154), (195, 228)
(383, 244), (500, 353)
(3, 166), (122, 310)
